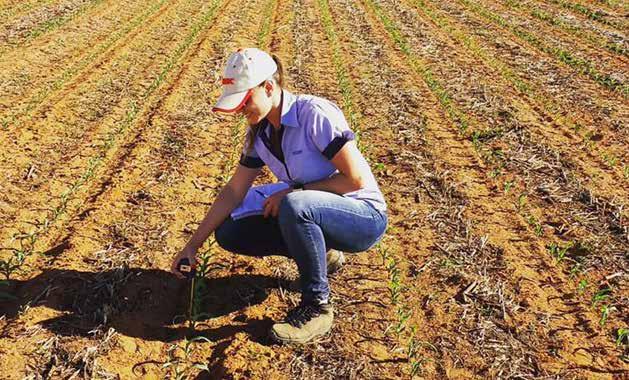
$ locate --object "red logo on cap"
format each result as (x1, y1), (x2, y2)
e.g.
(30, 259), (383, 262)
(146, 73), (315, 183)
(222, 78), (234, 85)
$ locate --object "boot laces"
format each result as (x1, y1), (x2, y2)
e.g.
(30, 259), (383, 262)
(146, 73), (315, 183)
(286, 303), (322, 328)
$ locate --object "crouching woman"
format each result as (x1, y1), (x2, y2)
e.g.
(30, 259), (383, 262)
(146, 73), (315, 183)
(171, 48), (387, 344)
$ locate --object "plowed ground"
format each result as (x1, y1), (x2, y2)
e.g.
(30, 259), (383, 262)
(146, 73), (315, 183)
(0, 0), (627, 378)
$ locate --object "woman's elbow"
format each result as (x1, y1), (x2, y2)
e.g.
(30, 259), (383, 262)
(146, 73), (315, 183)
(349, 175), (365, 191)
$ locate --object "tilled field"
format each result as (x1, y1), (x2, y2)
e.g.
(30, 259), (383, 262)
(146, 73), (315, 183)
(0, 0), (627, 378)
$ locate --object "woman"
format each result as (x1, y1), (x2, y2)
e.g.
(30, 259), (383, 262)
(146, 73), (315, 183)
(171, 48), (387, 344)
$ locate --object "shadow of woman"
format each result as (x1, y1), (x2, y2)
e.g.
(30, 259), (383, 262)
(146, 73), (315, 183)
(1, 267), (280, 343)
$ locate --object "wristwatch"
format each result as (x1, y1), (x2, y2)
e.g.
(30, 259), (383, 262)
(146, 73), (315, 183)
(292, 183), (304, 192)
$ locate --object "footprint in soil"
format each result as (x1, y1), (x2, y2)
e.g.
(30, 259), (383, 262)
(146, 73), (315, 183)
(0, 268), (277, 343)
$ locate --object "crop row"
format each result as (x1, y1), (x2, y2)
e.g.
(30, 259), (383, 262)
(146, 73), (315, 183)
(501, 0), (626, 56)
(318, 0), (436, 375)
(402, 0), (626, 202)
(547, 0), (627, 29)
(0, 0), (106, 54)
(0, 0), (225, 283)
(456, 0), (628, 96)
(2, 0), (170, 130)
(357, 0), (626, 368)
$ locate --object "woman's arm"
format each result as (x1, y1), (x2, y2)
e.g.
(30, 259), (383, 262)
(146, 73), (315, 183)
(172, 164), (261, 278)
(302, 141), (366, 193)
(261, 141), (367, 217)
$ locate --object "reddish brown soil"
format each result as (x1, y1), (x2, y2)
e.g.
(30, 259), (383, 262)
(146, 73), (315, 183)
(0, 0), (627, 378)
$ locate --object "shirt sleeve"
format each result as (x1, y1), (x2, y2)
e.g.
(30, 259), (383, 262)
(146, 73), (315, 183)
(239, 128), (265, 168)
(305, 100), (356, 160)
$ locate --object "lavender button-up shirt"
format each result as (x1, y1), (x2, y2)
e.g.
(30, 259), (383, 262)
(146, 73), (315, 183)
(239, 89), (386, 212)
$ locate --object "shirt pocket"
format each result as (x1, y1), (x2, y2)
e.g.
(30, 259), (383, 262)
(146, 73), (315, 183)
(286, 142), (336, 184)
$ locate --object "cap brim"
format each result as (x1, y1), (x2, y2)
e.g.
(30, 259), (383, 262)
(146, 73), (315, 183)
(212, 89), (252, 113)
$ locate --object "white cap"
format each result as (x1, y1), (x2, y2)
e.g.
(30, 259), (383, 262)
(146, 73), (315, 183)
(212, 48), (278, 113)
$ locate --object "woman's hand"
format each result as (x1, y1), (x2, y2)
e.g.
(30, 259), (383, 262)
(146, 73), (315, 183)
(263, 188), (293, 218)
(171, 246), (198, 279)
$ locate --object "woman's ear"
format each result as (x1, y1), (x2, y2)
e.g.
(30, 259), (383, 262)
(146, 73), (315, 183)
(264, 80), (273, 95)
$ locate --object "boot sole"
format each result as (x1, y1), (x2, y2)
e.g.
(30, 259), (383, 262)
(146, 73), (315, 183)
(269, 327), (329, 345)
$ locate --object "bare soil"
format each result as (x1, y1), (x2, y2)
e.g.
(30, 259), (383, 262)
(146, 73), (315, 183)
(0, 0), (627, 378)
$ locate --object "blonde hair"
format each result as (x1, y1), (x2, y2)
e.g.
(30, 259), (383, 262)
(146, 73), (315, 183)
(245, 54), (285, 153)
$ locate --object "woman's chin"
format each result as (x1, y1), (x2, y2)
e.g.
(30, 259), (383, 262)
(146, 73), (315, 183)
(247, 115), (262, 125)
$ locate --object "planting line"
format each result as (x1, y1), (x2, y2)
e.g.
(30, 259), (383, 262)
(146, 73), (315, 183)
(0, 0), (227, 276)
(1, 0), (171, 130)
(455, 0), (628, 96)
(357, 0), (627, 369)
(317, 0), (426, 374)
(0, 0), (56, 27)
(186, 0), (279, 325)
(371, 0), (627, 244)
(545, 0), (628, 29)
(0, 0), (107, 53)
(403, 0), (627, 198)
(501, 0), (627, 57)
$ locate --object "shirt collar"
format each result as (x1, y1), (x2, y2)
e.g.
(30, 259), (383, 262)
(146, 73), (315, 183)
(280, 89), (299, 128)
(256, 89), (299, 138)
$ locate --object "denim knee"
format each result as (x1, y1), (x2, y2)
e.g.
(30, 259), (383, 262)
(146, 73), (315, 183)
(214, 219), (238, 252)
(278, 191), (313, 224)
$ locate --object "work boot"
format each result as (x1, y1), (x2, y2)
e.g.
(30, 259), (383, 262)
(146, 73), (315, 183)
(270, 302), (334, 344)
(326, 249), (345, 275)
(286, 250), (345, 291)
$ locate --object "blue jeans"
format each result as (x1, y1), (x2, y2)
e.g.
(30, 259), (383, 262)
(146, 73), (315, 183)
(214, 190), (388, 304)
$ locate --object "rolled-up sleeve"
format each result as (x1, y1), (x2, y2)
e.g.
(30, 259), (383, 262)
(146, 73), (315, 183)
(306, 101), (355, 160)
(239, 129), (265, 168)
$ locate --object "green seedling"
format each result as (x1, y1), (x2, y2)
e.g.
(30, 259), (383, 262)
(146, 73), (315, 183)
(547, 242), (571, 263)
(163, 336), (211, 379)
(374, 162), (386, 173)
(576, 279), (588, 294)
(617, 328), (629, 346)
(599, 305), (616, 327)
(527, 215), (543, 236)
(503, 180), (514, 194)
(517, 193), (527, 209)
(592, 287), (611, 306)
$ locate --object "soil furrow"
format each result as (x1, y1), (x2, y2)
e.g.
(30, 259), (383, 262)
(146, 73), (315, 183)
(0, 0), (169, 128)
(0, 0), (228, 267)
(504, 0), (628, 57)
(355, 0), (628, 376)
(477, 0), (628, 79)
(378, 0), (627, 214)
(0, 0), (267, 377)
(424, 0), (628, 163)
(455, 0), (628, 96)
(0, 0), (106, 50)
